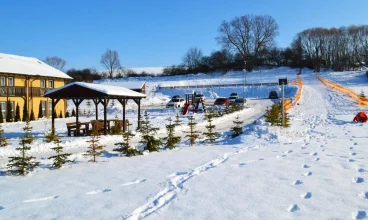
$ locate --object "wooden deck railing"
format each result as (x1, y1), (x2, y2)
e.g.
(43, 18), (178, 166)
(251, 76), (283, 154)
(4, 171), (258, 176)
(0, 86), (51, 97)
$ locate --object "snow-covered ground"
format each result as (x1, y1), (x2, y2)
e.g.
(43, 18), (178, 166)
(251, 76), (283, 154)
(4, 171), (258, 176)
(0, 68), (367, 219)
(320, 70), (368, 95)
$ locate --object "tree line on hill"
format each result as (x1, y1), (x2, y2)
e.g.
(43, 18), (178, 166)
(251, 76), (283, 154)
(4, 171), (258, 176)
(44, 15), (368, 80)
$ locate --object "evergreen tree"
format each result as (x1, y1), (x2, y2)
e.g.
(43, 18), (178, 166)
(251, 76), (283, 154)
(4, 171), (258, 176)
(265, 103), (290, 127)
(231, 115), (243, 138)
(113, 121), (142, 156)
(139, 112), (161, 152)
(22, 104), (28, 122)
(0, 124), (8, 147)
(14, 103), (21, 122)
(174, 113), (182, 126)
(185, 114), (200, 146)
(7, 121), (39, 175)
(84, 126), (104, 162)
(163, 118), (181, 149)
(29, 109), (35, 121)
(360, 89), (366, 98)
(44, 128), (58, 143)
(59, 111), (63, 118)
(65, 111), (70, 118)
(71, 108), (76, 117)
(6, 101), (13, 122)
(0, 104), (3, 123)
(38, 102), (43, 119)
(203, 110), (219, 143)
(48, 135), (72, 169)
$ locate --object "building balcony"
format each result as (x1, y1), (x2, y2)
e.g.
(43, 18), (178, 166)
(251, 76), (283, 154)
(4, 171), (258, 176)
(0, 86), (51, 97)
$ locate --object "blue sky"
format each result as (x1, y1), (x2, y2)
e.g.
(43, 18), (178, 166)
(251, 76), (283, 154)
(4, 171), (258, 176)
(1, 0), (367, 70)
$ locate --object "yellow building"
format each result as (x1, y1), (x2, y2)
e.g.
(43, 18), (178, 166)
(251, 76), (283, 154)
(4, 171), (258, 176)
(0, 53), (72, 121)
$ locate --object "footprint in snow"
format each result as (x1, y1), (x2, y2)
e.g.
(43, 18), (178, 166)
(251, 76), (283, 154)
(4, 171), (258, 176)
(310, 152), (318, 156)
(86, 189), (112, 195)
(293, 180), (303, 185)
(348, 159), (355, 163)
(303, 172), (312, 176)
(314, 158), (320, 161)
(359, 192), (368, 199)
(23, 196), (59, 203)
(121, 179), (147, 186)
(350, 147), (354, 150)
(0, 206), (4, 210)
(302, 164), (310, 168)
(288, 204), (299, 212)
(353, 177), (364, 184)
(301, 192), (312, 199)
(357, 168), (365, 173)
(352, 211), (366, 219)
(350, 152), (357, 156)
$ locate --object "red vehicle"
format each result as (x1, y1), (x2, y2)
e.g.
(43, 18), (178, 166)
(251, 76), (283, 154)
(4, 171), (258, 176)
(214, 97), (230, 106)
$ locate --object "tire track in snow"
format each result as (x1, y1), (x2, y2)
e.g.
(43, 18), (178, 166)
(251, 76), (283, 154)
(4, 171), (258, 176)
(123, 147), (249, 220)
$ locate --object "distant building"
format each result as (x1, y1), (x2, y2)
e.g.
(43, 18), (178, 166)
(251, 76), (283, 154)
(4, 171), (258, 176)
(0, 53), (72, 121)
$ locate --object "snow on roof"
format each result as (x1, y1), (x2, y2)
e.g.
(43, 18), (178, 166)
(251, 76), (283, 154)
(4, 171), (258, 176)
(0, 53), (72, 79)
(45, 82), (146, 98)
(98, 81), (145, 90)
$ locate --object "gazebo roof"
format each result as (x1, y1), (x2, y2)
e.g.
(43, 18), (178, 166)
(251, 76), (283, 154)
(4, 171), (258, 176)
(44, 82), (146, 99)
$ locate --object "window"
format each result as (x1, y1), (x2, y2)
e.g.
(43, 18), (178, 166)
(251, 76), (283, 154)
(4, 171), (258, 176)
(8, 77), (14, 86)
(0, 77), (5, 86)
(10, 102), (14, 118)
(48, 80), (54, 88)
(41, 101), (46, 117)
(40, 79), (46, 88)
(0, 102), (5, 119)
(48, 100), (52, 117)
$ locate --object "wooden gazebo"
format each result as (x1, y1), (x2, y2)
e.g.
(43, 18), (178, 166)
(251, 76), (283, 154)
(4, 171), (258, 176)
(44, 82), (146, 135)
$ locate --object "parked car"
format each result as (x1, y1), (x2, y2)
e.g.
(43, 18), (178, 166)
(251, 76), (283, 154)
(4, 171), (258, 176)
(172, 95), (181, 99)
(194, 93), (205, 102)
(214, 97), (230, 106)
(268, 91), (279, 99)
(228, 92), (239, 103)
(234, 98), (247, 106)
(166, 97), (185, 108)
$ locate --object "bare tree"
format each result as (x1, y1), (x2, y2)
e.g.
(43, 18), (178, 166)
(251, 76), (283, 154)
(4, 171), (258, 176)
(182, 47), (203, 70)
(217, 15), (279, 71)
(100, 49), (121, 79)
(44, 56), (66, 71)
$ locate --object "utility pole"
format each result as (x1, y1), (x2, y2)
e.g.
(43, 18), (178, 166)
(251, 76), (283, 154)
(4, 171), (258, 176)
(243, 61), (247, 97)
(281, 82), (285, 127)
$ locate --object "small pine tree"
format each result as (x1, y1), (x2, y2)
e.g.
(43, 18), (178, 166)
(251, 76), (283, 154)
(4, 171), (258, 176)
(139, 112), (161, 152)
(110, 99), (115, 108)
(7, 121), (39, 175)
(282, 110), (291, 128)
(231, 115), (243, 138)
(14, 103), (21, 122)
(84, 126), (104, 162)
(65, 111), (70, 118)
(59, 111), (63, 118)
(6, 101), (13, 122)
(22, 104), (28, 122)
(164, 118), (181, 149)
(0, 124), (8, 147)
(203, 110), (219, 143)
(360, 89), (366, 98)
(0, 104), (3, 123)
(174, 113), (182, 126)
(38, 102), (43, 119)
(71, 108), (76, 117)
(264, 104), (281, 126)
(44, 128), (58, 143)
(48, 135), (72, 169)
(29, 109), (35, 121)
(113, 122), (142, 156)
(185, 115), (200, 146)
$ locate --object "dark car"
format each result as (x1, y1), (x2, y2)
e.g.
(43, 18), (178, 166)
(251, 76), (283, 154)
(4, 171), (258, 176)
(268, 91), (279, 99)
(235, 98), (247, 106)
(214, 97), (230, 106)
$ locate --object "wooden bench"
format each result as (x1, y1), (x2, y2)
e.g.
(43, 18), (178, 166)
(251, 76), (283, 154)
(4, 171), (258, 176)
(66, 122), (87, 136)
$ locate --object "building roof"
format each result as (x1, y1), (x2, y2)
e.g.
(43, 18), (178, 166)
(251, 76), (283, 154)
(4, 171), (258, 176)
(98, 81), (146, 90)
(44, 82), (146, 99)
(0, 53), (72, 79)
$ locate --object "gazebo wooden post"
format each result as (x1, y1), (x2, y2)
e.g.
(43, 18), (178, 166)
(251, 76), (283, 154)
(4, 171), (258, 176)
(116, 98), (126, 132)
(103, 98), (107, 135)
(92, 99), (99, 120)
(51, 98), (60, 135)
(72, 98), (84, 136)
(133, 98), (141, 130)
